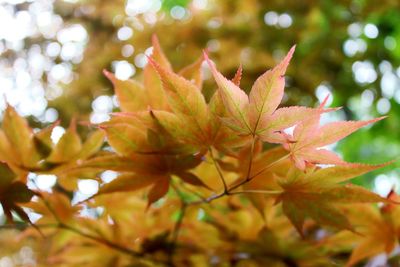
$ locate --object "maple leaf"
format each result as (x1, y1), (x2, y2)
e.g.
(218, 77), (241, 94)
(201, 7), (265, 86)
(204, 48), (329, 142)
(276, 163), (392, 235)
(0, 105), (42, 169)
(80, 150), (206, 206)
(247, 46), (295, 133)
(208, 91), (251, 154)
(231, 64), (243, 86)
(144, 35), (173, 110)
(178, 55), (204, 89)
(47, 119), (82, 163)
(103, 70), (148, 112)
(204, 52), (251, 135)
(322, 190), (399, 266)
(280, 113), (385, 170)
(0, 162), (34, 224)
(147, 56), (211, 147)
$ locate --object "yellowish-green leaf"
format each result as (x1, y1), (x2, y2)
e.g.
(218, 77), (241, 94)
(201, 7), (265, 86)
(103, 70), (148, 112)
(204, 52), (251, 135)
(248, 46), (295, 132)
(2, 105), (38, 167)
(47, 120), (82, 163)
(148, 57), (210, 144)
(178, 55), (203, 89)
(144, 35), (172, 110)
(74, 130), (105, 160)
(100, 123), (148, 156)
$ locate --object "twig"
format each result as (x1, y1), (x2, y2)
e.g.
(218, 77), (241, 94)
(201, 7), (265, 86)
(58, 222), (143, 257)
(187, 153), (288, 206)
(36, 194), (147, 260)
(228, 154), (289, 192)
(169, 183), (189, 266)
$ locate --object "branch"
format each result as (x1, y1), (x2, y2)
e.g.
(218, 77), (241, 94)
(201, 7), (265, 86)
(36, 194), (150, 261)
(169, 182), (189, 265)
(58, 222), (143, 257)
(187, 153), (288, 206)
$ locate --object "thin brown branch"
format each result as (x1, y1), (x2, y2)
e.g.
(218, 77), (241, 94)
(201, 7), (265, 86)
(36, 194), (149, 261)
(187, 153), (288, 206)
(169, 182), (189, 266)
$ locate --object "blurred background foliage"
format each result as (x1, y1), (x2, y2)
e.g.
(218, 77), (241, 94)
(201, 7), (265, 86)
(0, 0), (400, 256)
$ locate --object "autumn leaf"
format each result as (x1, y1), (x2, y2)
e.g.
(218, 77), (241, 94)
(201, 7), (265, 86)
(147, 56), (211, 146)
(343, 190), (400, 266)
(144, 35), (172, 110)
(147, 176), (170, 206)
(176, 172), (211, 190)
(204, 51), (251, 135)
(276, 163), (392, 235)
(321, 200), (398, 267)
(178, 55), (204, 89)
(103, 70), (148, 112)
(281, 114), (385, 170)
(208, 91), (251, 152)
(2, 105), (40, 168)
(98, 174), (162, 195)
(100, 121), (148, 156)
(0, 162), (34, 223)
(74, 130), (105, 160)
(205, 47), (327, 142)
(152, 110), (205, 148)
(47, 119), (82, 163)
(34, 121), (59, 158)
(231, 64), (243, 86)
(248, 46), (295, 133)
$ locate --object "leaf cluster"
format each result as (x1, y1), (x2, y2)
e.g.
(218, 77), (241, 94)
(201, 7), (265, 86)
(0, 36), (398, 267)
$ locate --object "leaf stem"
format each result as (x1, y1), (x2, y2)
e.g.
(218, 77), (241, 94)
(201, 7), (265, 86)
(208, 148), (228, 193)
(245, 136), (256, 181)
(248, 154), (289, 180)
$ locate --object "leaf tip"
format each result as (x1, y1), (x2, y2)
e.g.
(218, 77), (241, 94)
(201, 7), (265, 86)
(151, 34), (160, 49)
